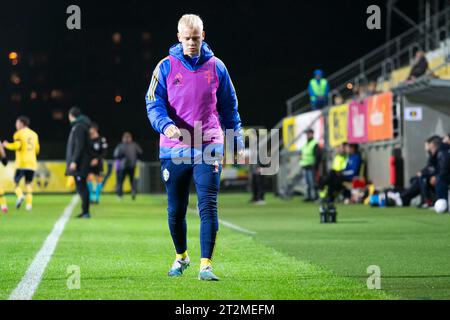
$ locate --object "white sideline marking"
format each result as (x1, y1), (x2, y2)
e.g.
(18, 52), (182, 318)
(8, 195), (79, 300)
(187, 207), (257, 236)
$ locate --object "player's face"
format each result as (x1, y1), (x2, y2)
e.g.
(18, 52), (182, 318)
(15, 119), (24, 130)
(177, 26), (205, 58)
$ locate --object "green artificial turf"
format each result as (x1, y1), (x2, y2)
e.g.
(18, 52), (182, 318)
(0, 195), (72, 299)
(218, 194), (450, 300)
(2, 193), (449, 299)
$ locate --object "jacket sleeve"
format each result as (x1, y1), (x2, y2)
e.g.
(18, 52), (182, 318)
(99, 137), (108, 158)
(215, 58), (244, 150)
(437, 150), (450, 177)
(113, 144), (123, 159)
(145, 57), (175, 135)
(70, 125), (86, 164)
(308, 81), (316, 99)
(135, 143), (143, 155)
(314, 144), (322, 170)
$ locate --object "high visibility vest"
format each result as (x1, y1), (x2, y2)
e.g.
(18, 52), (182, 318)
(309, 78), (328, 99)
(300, 139), (318, 167)
(332, 154), (348, 172)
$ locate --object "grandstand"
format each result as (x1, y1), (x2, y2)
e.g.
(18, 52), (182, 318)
(276, 5), (450, 196)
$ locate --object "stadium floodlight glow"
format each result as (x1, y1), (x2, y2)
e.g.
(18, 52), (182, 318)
(112, 32), (121, 44)
(346, 82), (353, 90)
(10, 73), (21, 85)
(8, 52), (18, 60)
(114, 95), (122, 103)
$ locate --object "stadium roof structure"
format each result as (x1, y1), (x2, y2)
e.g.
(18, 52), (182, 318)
(393, 78), (450, 107)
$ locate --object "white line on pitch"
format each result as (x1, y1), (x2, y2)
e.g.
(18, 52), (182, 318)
(187, 207), (257, 236)
(8, 195), (79, 300)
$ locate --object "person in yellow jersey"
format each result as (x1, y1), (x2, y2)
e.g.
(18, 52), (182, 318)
(2, 116), (40, 210)
(0, 143), (8, 213)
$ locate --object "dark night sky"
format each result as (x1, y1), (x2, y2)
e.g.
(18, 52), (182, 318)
(0, 0), (420, 159)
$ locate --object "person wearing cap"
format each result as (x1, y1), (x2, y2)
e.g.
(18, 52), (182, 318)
(308, 69), (330, 110)
(299, 128), (321, 202)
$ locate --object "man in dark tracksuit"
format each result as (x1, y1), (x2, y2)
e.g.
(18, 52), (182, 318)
(430, 137), (450, 203)
(66, 107), (92, 218)
(400, 136), (438, 207)
(113, 132), (142, 200)
(145, 14), (244, 281)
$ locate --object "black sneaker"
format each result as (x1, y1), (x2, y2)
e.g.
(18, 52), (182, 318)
(328, 205), (337, 223)
(76, 212), (91, 219)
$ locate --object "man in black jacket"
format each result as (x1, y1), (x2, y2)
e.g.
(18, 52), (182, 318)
(429, 136), (450, 204)
(400, 136), (438, 207)
(66, 107), (92, 218)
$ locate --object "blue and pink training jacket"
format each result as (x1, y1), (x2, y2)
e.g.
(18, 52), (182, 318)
(145, 42), (244, 160)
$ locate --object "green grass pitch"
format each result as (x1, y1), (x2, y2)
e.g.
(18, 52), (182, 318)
(1, 193), (449, 300)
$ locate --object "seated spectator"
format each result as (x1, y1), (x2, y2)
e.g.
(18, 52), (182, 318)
(352, 84), (367, 103)
(402, 136), (438, 207)
(308, 69), (329, 110)
(443, 133), (450, 145)
(366, 81), (378, 96)
(343, 144), (362, 182)
(333, 94), (344, 106)
(407, 50), (429, 81)
(340, 144), (363, 203)
(432, 136), (450, 204)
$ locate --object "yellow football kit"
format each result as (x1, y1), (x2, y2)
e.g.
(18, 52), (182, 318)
(5, 127), (40, 170)
(0, 145), (7, 211)
(5, 127), (40, 209)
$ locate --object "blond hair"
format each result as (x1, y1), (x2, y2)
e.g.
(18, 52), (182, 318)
(178, 14), (204, 32)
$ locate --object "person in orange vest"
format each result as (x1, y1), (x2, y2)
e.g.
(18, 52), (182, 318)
(308, 69), (330, 110)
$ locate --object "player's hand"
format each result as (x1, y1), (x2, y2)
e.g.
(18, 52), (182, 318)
(416, 171), (422, 177)
(164, 124), (181, 140)
(2, 141), (8, 147)
(90, 158), (99, 166)
(69, 162), (77, 171)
